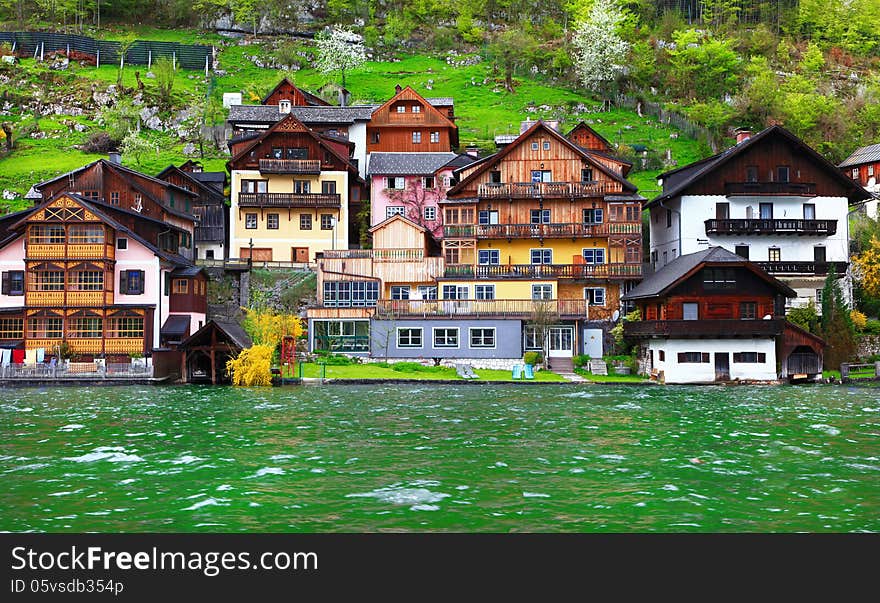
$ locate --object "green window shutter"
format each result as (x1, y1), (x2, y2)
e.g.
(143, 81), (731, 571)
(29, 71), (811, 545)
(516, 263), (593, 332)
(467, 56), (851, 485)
(120, 270), (128, 294)
(1, 271), (8, 295)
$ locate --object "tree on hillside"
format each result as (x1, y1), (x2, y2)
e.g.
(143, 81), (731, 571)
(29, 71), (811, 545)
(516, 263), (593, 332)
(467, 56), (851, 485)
(487, 29), (536, 93)
(572, 0), (629, 106)
(315, 26), (366, 90)
(666, 29), (741, 101)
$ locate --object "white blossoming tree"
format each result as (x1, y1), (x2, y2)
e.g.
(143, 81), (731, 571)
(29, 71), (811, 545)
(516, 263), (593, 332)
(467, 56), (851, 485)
(315, 26), (367, 90)
(572, 0), (629, 106)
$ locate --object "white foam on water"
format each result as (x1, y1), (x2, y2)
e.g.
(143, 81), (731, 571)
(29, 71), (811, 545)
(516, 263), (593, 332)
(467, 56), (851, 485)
(810, 424), (841, 436)
(613, 403), (642, 410)
(863, 408), (878, 412)
(569, 468), (585, 473)
(661, 484), (679, 491)
(634, 502), (646, 507)
(124, 433), (147, 437)
(310, 468), (326, 474)
(48, 489), (84, 497)
(64, 447), (143, 463)
(561, 391), (594, 398)
(183, 498), (227, 511)
(455, 485), (469, 490)
(346, 486), (450, 510)
(166, 455), (205, 465)
(117, 479), (137, 485)
(748, 432), (771, 438)
(216, 484), (233, 491)
(598, 454), (627, 462)
(410, 504), (440, 511)
(251, 467), (285, 478)
(493, 461), (508, 468)
(58, 424), (84, 432)
(523, 492), (550, 498)
(269, 454), (297, 461)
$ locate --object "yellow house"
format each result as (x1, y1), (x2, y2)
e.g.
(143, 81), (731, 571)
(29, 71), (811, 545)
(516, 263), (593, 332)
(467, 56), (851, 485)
(227, 113), (365, 263)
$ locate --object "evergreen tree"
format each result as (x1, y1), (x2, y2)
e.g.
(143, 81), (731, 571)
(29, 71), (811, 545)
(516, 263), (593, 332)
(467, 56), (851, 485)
(818, 266), (857, 370)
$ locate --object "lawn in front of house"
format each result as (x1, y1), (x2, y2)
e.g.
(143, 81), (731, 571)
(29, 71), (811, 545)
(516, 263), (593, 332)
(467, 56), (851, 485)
(574, 368), (650, 383)
(283, 362), (566, 382)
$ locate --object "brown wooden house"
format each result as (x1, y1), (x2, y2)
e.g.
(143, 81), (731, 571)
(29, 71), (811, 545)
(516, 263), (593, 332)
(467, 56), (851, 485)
(367, 85), (459, 153)
(157, 161), (229, 260)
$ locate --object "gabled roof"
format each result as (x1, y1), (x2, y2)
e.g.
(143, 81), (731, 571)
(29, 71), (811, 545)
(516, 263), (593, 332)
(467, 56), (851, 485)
(370, 86), (457, 129)
(156, 164), (226, 200)
(261, 78), (330, 106)
(839, 143), (880, 168)
(447, 120), (639, 197)
(368, 213), (427, 233)
(566, 121), (613, 151)
(650, 125), (872, 208)
(622, 247), (797, 301)
(367, 152), (460, 176)
(179, 319), (252, 351)
(425, 97), (454, 107)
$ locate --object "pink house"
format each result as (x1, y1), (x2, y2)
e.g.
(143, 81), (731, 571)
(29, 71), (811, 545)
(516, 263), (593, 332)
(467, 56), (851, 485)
(367, 152), (475, 239)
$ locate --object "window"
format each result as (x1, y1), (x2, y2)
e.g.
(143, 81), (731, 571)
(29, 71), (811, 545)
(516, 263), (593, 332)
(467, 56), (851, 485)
(542, 141), (550, 150)
(423, 206), (437, 221)
(434, 328), (459, 348)
(584, 287), (605, 306)
(397, 105), (406, 113)
(294, 180), (311, 194)
(531, 141), (539, 151)
(322, 181), (337, 195)
(27, 317), (62, 339)
(110, 191), (120, 206)
(442, 285), (469, 300)
(703, 268), (736, 289)
(386, 206), (406, 218)
(172, 279), (189, 295)
(663, 250), (668, 266)
(478, 210), (499, 225)
(530, 209), (551, 224)
(1, 271), (24, 296)
(279, 100), (291, 113)
(443, 208), (474, 224)
(422, 176), (435, 189)
(30, 225), (65, 244)
(300, 214), (312, 230)
(803, 204), (815, 220)
(470, 328), (495, 348)
(489, 171), (502, 184)
(164, 273), (171, 296)
(746, 166), (758, 182)
(245, 213), (258, 229)
(666, 209), (673, 228)
(475, 285), (495, 300)
(658, 350), (665, 362)
(777, 166), (790, 182)
(321, 214), (335, 230)
(678, 352), (710, 363)
(117, 238), (128, 250)
(397, 328), (423, 348)
(478, 249), (500, 265)
(523, 327), (542, 351)
(430, 131), (439, 143)
(716, 202), (729, 220)
(323, 281), (380, 308)
(241, 180), (268, 194)
(531, 249), (553, 264)
(583, 208), (604, 224)
(768, 247), (781, 262)
(733, 352), (766, 363)
(108, 316), (144, 339)
(739, 302), (757, 320)
(417, 286), (437, 300)
(69, 316), (102, 339)
(626, 246), (641, 264)
(267, 213), (280, 230)
(814, 246), (826, 263)
(70, 270), (103, 291)
(683, 302), (699, 320)
(760, 203), (773, 219)
(444, 248), (460, 264)
(81, 191), (100, 201)
(582, 168), (594, 182)
(32, 270), (64, 292)
(531, 170), (552, 183)
(68, 225), (104, 244)
(412, 131), (422, 144)
(869, 165), (875, 176)
(582, 249), (605, 264)
(119, 270), (145, 295)
(370, 131), (380, 144)
(734, 245), (749, 260)
(386, 177), (405, 190)
(391, 286), (410, 300)
(532, 284), (552, 300)
(815, 289), (823, 305)
(0, 317), (22, 340)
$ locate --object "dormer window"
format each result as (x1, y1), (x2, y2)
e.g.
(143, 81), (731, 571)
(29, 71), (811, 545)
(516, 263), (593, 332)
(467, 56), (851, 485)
(412, 105), (421, 113)
(279, 100), (291, 114)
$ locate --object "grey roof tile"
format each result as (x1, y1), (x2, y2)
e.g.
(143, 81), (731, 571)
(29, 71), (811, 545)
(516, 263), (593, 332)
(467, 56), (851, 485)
(367, 152), (460, 176)
(228, 104), (375, 125)
(840, 143), (880, 168)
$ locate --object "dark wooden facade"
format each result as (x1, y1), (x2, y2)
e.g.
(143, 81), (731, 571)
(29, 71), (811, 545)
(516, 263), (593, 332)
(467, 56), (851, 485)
(262, 78), (330, 107)
(169, 272), (208, 314)
(566, 122), (613, 152)
(157, 163), (228, 252)
(366, 86), (458, 153)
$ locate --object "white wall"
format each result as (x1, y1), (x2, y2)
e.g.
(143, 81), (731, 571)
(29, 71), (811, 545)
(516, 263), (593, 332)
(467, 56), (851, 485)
(0, 235), (25, 309)
(648, 338), (778, 383)
(349, 121), (368, 180)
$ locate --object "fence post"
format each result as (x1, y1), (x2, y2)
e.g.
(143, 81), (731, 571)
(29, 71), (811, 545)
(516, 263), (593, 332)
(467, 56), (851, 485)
(148, 49), (151, 70)
(875, 361), (880, 379)
(840, 363), (849, 380)
(96, 49), (99, 68)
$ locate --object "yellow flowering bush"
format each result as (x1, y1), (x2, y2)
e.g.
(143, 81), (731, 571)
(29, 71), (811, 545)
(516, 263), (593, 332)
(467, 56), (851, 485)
(226, 344), (274, 386)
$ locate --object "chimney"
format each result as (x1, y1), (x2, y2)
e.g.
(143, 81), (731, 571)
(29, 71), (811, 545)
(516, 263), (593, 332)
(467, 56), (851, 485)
(465, 146), (480, 158)
(735, 128), (752, 144)
(108, 152), (121, 165)
(394, 84), (402, 94)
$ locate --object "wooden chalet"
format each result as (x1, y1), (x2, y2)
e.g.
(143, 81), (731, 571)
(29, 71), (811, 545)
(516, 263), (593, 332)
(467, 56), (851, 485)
(179, 320), (252, 384)
(157, 161), (229, 260)
(262, 78), (331, 108)
(367, 85), (459, 153)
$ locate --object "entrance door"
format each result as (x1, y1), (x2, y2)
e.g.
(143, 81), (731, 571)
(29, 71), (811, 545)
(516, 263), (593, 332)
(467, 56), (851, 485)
(547, 327), (574, 357)
(240, 247), (273, 261)
(292, 247), (309, 263)
(715, 352), (730, 381)
(583, 328), (604, 358)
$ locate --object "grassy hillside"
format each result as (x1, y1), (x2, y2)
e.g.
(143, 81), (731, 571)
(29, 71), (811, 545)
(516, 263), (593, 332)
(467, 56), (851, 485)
(0, 29), (705, 211)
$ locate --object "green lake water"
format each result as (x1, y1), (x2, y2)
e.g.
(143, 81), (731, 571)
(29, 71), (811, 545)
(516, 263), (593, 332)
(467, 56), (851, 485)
(1, 384), (878, 532)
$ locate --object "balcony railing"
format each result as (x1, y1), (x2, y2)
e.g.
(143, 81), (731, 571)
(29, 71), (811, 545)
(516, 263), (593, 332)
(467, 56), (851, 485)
(444, 263), (642, 279)
(258, 159), (321, 174)
(724, 182), (817, 196)
(26, 244), (110, 259)
(755, 261), (848, 276)
(376, 299), (589, 319)
(26, 291), (112, 306)
(624, 319), (785, 339)
(443, 222), (640, 239)
(705, 219), (837, 236)
(238, 192), (341, 208)
(476, 181), (613, 199)
(321, 248), (425, 262)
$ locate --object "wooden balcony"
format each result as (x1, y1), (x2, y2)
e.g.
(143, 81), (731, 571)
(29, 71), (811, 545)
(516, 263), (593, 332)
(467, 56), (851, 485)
(66, 338), (103, 353)
(26, 338), (62, 351)
(27, 244), (65, 259)
(724, 182), (816, 196)
(26, 244), (110, 260)
(67, 291), (112, 306)
(624, 319), (785, 339)
(376, 299), (589, 319)
(258, 159), (321, 174)
(705, 219), (837, 236)
(104, 338), (144, 354)
(476, 181), (614, 199)
(321, 248), (425, 262)
(27, 291), (64, 306)
(444, 263), (642, 280)
(238, 192), (341, 208)
(452, 222), (641, 239)
(755, 261), (848, 276)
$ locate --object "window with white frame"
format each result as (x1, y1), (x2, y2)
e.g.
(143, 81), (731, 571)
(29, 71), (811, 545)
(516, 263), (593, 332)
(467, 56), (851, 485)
(582, 248), (605, 264)
(267, 213), (279, 229)
(583, 208), (604, 224)
(412, 131), (422, 144)
(470, 328), (495, 348)
(542, 141), (550, 150)
(479, 210), (499, 225)
(531, 249), (553, 264)
(531, 141), (539, 151)
(523, 326), (542, 350)
(430, 131), (439, 143)
(478, 249), (500, 265)
(532, 284), (553, 300)
(397, 327), (423, 348)
(475, 285), (495, 300)
(530, 209), (551, 224)
(245, 213), (258, 229)
(418, 286), (438, 300)
(584, 287), (605, 306)
(412, 105), (421, 113)
(391, 286), (411, 300)
(422, 176), (435, 189)
(386, 206), (406, 218)
(434, 327), (459, 348)
(442, 285), (469, 300)
(386, 177), (405, 189)
(396, 105), (406, 113)
(424, 206), (437, 221)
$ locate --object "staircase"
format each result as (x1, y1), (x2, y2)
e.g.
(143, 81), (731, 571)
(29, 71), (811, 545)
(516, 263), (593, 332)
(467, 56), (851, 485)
(547, 357), (573, 373)
(589, 359), (608, 375)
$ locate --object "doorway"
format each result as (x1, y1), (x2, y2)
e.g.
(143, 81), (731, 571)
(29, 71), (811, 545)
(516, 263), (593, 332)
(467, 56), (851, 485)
(715, 352), (730, 381)
(583, 328), (604, 358)
(547, 327), (574, 357)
